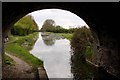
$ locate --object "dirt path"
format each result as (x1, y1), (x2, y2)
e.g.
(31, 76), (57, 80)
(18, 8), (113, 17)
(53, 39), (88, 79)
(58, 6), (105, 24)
(3, 52), (36, 79)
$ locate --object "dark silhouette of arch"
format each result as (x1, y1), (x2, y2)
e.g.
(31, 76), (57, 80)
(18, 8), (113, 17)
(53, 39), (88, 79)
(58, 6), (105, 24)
(2, 2), (120, 78)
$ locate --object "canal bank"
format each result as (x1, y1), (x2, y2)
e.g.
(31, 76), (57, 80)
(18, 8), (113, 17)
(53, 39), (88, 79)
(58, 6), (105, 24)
(37, 65), (49, 80)
(3, 32), (44, 79)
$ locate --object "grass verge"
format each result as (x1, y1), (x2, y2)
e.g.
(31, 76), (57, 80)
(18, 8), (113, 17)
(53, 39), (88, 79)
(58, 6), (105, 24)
(55, 33), (73, 40)
(5, 32), (43, 70)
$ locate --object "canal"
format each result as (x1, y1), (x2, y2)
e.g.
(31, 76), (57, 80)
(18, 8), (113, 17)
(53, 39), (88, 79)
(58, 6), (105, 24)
(30, 32), (119, 80)
(30, 32), (73, 78)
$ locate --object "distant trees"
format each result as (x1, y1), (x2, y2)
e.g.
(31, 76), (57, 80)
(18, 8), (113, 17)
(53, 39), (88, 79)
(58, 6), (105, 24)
(11, 15), (39, 36)
(41, 19), (56, 32)
(40, 19), (77, 33)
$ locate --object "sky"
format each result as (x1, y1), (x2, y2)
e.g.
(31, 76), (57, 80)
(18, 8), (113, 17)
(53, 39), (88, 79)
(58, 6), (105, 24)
(29, 9), (88, 29)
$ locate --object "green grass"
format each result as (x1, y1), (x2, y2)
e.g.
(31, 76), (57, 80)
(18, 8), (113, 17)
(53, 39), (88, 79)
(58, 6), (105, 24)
(55, 33), (73, 40)
(4, 54), (15, 66)
(5, 32), (43, 70)
(8, 32), (38, 50)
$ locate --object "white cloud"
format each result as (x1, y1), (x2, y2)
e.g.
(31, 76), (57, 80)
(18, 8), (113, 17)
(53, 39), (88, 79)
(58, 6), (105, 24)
(29, 9), (88, 29)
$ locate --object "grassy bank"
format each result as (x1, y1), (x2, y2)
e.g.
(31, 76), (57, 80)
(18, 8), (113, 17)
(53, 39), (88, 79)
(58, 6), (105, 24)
(5, 32), (43, 70)
(8, 32), (39, 50)
(55, 33), (73, 40)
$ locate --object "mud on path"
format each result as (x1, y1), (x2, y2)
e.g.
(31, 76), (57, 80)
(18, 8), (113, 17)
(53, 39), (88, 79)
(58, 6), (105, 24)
(2, 53), (39, 79)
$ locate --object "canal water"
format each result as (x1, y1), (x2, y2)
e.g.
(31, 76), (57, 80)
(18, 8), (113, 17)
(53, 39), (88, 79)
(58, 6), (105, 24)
(30, 32), (73, 78)
(30, 32), (119, 80)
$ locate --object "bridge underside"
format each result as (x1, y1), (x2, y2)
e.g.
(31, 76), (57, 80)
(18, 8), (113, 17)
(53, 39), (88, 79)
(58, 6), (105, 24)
(2, 2), (120, 78)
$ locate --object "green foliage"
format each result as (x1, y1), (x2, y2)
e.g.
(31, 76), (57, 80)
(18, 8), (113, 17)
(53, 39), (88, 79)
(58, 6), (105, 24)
(41, 19), (77, 33)
(85, 46), (94, 61)
(71, 26), (94, 49)
(11, 15), (39, 36)
(12, 32), (38, 50)
(55, 33), (73, 40)
(5, 32), (43, 70)
(55, 26), (94, 61)
(71, 26), (94, 61)
(41, 19), (56, 32)
(53, 27), (69, 33)
(5, 43), (43, 69)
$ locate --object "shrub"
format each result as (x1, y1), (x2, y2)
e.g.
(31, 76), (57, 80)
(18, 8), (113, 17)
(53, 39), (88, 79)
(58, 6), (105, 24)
(71, 26), (94, 61)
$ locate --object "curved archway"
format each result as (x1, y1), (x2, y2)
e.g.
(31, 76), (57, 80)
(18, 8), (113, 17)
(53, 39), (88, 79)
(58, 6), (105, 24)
(2, 2), (120, 79)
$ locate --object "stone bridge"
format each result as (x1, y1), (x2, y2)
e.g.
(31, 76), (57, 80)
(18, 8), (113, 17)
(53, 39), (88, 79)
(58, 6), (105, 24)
(2, 2), (120, 78)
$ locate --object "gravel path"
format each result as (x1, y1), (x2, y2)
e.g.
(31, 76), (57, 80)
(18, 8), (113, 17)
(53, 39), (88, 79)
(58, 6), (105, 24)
(3, 53), (36, 79)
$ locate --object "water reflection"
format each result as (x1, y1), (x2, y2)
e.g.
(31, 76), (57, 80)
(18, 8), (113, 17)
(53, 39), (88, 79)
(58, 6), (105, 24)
(41, 32), (64, 46)
(41, 35), (55, 46)
(30, 32), (119, 80)
(30, 32), (73, 78)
